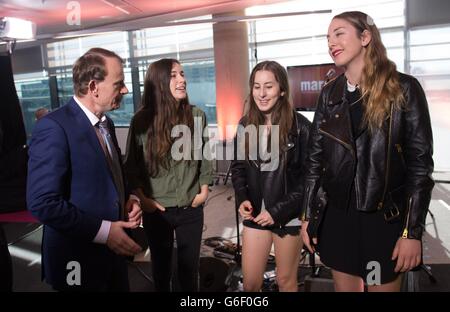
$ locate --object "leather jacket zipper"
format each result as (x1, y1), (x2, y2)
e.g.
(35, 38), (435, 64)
(402, 196), (413, 238)
(378, 104), (395, 210)
(284, 150), (288, 195)
(318, 128), (355, 156)
(319, 128), (357, 209)
(301, 184), (310, 221)
(281, 150), (288, 228)
(354, 171), (361, 211)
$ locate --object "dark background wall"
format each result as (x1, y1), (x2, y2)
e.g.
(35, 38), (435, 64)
(0, 54), (28, 213)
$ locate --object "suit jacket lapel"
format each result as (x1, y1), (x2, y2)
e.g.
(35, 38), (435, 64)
(67, 99), (116, 182)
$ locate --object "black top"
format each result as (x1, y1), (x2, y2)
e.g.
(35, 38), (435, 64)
(345, 87), (364, 138)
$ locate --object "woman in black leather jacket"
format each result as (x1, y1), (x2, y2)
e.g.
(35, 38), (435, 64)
(301, 11), (434, 291)
(231, 61), (310, 291)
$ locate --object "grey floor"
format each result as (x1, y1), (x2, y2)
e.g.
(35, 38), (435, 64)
(3, 172), (450, 292)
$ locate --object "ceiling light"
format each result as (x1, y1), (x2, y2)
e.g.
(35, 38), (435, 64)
(0, 17), (36, 40)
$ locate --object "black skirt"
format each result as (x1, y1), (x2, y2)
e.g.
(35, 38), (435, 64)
(317, 196), (404, 285)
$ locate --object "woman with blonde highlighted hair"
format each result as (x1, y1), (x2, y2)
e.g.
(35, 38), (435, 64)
(301, 11), (434, 291)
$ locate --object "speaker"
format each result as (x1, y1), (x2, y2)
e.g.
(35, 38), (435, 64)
(199, 256), (232, 292)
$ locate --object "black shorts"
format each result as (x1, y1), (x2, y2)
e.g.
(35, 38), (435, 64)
(243, 220), (300, 238)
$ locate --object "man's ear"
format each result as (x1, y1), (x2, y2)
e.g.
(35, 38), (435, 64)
(361, 29), (372, 47)
(88, 80), (98, 97)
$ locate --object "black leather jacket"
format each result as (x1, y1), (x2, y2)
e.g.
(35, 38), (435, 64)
(231, 112), (311, 226)
(302, 73), (434, 240)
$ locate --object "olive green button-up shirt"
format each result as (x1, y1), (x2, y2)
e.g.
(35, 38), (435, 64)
(124, 106), (213, 207)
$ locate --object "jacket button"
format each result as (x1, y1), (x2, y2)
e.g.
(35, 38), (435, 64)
(322, 119), (326, 123)
(335, 114), (340, 118)
(328, 100), (333, 105)
(314, 216), (318, 220)
(322, 167), (326, 172)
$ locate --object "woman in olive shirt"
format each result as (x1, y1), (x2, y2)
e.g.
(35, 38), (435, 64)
(124, 58), (212, 292)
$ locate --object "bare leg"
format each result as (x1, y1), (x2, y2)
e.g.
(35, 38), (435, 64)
(368, 274), (402, 292)
(241, 226), (273, 291)
(273, 230), (303, 292)
(332, 270), (364, 292)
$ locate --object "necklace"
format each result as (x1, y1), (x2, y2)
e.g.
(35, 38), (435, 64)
(349, 95), (363, 107)
(346, 81), (365, 107)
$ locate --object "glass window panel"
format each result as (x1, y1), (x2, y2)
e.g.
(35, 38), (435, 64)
(386, 47), (405, 72)
(183, 61), (217, 124)
(54, 67), (134, 127)
(137, 59), (217, 124)
(247, 0), (405, 73)
(410, 60), (450, 76)
(410, 43), (450, 61)
(410, 25), (450, 170)
(132, 17), (216, 125)
(381, 31), (404, 48)
(410, 25), (450, 45)
(14, 73), (51, 141)
(107, 68), (134, 127)
(132, 17), (213, 58)
(47, 32), (129, 68)
(55, 68), (74, 105)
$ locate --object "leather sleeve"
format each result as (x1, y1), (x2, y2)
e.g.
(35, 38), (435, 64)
(301, 89), (328, 224)
(270, 115), (311, 225)
(231, 121), (250, 208)
(401, 77), (435, 240)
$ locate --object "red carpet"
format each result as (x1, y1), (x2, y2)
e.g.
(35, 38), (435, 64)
(0, 210), (38, 223)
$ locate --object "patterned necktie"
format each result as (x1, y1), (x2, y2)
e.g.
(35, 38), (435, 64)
(98, 119), (115, 159)
(96, 119), (126, 220)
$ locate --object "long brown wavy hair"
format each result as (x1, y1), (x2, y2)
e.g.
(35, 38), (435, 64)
(333, 11), (405, 131)
(141, 58), (193, 177)
(243, 60), (294, 157)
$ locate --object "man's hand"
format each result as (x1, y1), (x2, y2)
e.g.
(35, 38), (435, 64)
(126, 198), (142, 225)
(106, 221), (142, 256)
